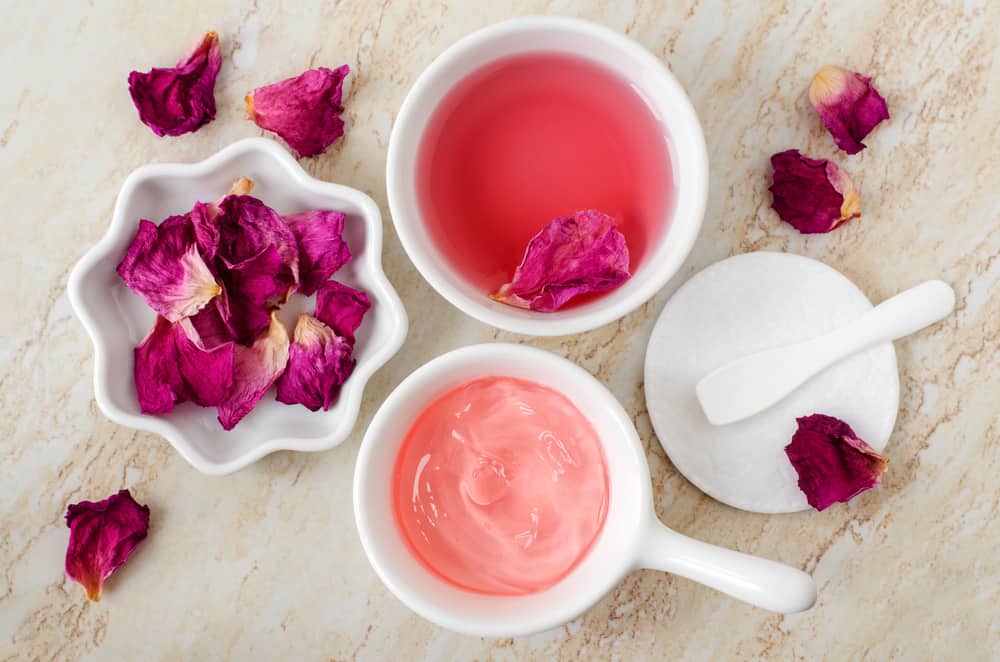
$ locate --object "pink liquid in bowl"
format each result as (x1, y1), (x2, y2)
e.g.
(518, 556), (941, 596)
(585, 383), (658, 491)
(392, 377), (609, 595)
(416, 52), (675, 305)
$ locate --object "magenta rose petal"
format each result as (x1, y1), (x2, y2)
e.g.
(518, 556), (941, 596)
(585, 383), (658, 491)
(174, 319), (235, 407)
(275, 314), (356, 411)
(216, 195), (299, 297)
(245, 65), (350, 158)
(216, 246), (284, 344)
(128, 31), (222, 137)
(784, 414), (890, 511)
(133, 316), (186, 414)
(283, 210), (351, 296)
(188, 303), (235, 350)
(314, 280), (371, 344)
(133, 316), (235, 413)
(769, 150), (861, 234)
(65, 490), (150, 601)
(117, 217), (222, 322)
(492, 209), (631, 312)
(809, 66), (890, 155)
(217, 313), (290, 430)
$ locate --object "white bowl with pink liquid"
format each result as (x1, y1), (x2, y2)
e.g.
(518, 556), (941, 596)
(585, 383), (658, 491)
(353, 344), (816, 638)
(386, 17), (708, 336)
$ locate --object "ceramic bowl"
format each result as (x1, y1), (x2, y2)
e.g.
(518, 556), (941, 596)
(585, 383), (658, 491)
(354, 344), (815, 637)
(68, 137), (408, 475)
(386, 16), (708, 336)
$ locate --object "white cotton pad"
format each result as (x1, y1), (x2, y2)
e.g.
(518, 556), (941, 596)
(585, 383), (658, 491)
(644, 252), (899, 513)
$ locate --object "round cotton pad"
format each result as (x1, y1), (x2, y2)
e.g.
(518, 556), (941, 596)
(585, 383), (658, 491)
(644, 252), (899, 513)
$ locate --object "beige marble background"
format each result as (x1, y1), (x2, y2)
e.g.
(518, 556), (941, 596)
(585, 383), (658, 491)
(2, 1), (998, 660)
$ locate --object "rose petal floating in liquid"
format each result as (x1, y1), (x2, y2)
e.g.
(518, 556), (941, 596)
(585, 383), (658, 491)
(769, 150), (861, 234)
(784, 414), (889, 511)
(65, 490), (150, 601)
(217, 313), (290, 430)
(128, 31), (222, 137)
(283, 210), (351, 296)
(809, 65), (889, 155)
(492, 209), (631, 312)
(117, 216), (221, 322)
(246, 65), (350, 158)
(276, 314), (356, 411)
(315, 280), (371, 344)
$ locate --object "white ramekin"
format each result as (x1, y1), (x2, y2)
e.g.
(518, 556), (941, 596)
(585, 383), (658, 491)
(386, 16), (708, 336)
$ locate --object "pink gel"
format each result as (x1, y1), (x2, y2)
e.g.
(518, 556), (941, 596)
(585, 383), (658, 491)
(392, 377), (609, 595)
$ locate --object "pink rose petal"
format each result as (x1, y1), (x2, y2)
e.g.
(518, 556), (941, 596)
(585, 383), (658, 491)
(216, 195), (299, 298)
(769, 150), (861, 234)
(282, 210), (351, 296)
(216, 246), (284, 344)
(784, 414), (889, 511)
(117, 216), (221, 322)
(492, 209), (631, 312)
(245, 65), (350, 158)
(275, 314), (355, 411)
(65, 490), (150, 601)
(128, 31), (222, 137)
(809, 66), (890, 155)
(217, 313), (290, 430)
(314, 280), (371, 344)
(134, 316), (235, 414)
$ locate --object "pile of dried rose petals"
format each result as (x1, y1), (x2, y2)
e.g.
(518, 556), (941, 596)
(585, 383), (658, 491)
(128, 31), (349, 158)
(785, 414), (890, 511)
(770, 66), (889, 234)
(65, 490), (149, 601)
(492, 209), (631, 312)
(117, 178), (371, 430)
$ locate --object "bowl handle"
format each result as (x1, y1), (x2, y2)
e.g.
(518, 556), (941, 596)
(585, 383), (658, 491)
(636, 519), (817, 613)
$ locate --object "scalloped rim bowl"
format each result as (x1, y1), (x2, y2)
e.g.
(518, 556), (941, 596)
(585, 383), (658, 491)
(68, 138), (408, 475)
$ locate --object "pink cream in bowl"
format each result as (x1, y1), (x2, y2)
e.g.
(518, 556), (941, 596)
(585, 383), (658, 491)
(392, 376), (609, 595)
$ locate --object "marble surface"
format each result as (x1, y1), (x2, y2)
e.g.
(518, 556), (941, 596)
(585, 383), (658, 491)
(2, 1), (998, 659)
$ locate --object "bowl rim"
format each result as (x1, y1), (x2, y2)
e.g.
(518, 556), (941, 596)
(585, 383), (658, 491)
(386, 15), (708, 336)
(67, 137), (409, 475)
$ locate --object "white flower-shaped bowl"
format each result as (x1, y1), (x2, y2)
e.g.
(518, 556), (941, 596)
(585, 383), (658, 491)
(68, 138), (408, 475)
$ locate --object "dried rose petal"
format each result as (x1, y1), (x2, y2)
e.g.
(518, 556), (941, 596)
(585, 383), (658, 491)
(65, 490), (150, 601)
(117, 216), (221, 322)
(189, 178), (256, 263)
(785, 414), (889, 511)
(128, 31), (222, 137)
(275, 314), (355, 411)
(217, 313), (290, 430)
(216, 246), (284, 344)
(492, 209), (631, 312)
(245, 65), (350, 158)
(188, 303), (234, 349)
(216, 195), (299, 297)
(809, 66), (889, 155)
(283, 210), (351, 296)
(134, 316), (235, 413)
(769, 150), (861, 234)
(315, 280), (371, 343)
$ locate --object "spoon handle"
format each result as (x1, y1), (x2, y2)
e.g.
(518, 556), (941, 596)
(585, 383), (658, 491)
(696, 280), (955, 425)
(638, 520), (817, 614)
(814, 280), (955, 361)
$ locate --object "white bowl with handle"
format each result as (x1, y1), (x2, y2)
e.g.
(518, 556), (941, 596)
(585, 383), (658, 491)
(354, 343), (816, 637)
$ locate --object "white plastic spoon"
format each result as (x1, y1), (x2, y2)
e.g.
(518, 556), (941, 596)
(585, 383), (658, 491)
(696, 280), (955, 426)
